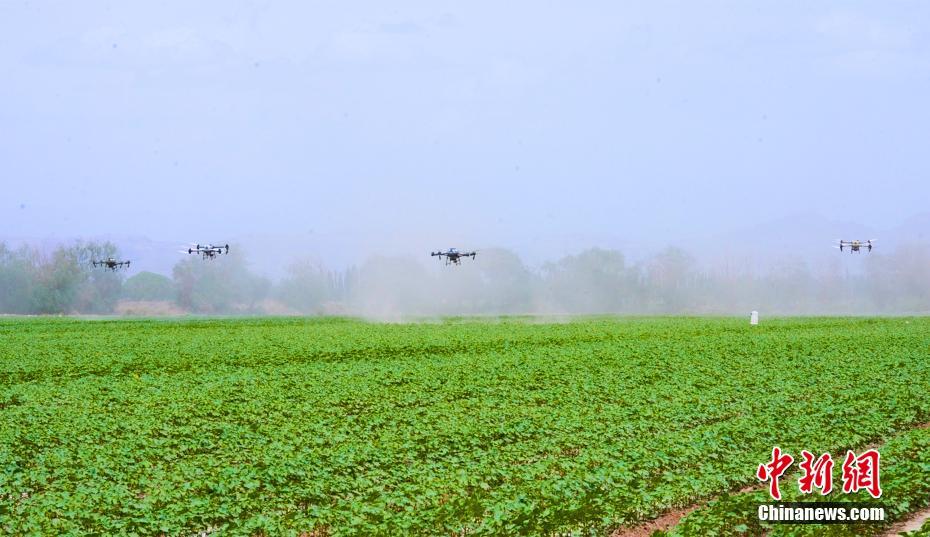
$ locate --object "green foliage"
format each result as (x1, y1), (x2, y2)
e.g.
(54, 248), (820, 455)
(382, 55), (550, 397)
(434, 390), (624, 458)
(30, 247), (85, 313)
(0, 241), (123, 314)
(668, 424), (930, 536)
(1, 317), (929, 535)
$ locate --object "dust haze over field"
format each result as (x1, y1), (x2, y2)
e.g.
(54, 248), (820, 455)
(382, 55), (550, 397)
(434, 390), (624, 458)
(2, 2), (929, 316)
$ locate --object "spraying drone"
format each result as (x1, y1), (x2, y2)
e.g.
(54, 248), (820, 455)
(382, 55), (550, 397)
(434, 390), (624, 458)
(186, 243), (230, 259)
(834, 239), (875, 253)
(431, 248), (476, 265)
(92, 257), (130, 271)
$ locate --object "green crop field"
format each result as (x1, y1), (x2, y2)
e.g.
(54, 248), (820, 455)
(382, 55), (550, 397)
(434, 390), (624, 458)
(2, 317), (930, 536)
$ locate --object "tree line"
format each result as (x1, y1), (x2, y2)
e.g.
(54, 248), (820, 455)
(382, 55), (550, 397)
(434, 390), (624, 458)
(1, 241), (928, 316)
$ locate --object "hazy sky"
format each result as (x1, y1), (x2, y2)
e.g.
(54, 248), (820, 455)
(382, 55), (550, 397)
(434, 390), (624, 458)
(2, 2), (929, 267)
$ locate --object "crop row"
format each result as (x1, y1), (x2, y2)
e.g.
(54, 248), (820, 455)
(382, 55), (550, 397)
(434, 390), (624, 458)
(1, 317), (928, 535)
(662, 423), (930, 536)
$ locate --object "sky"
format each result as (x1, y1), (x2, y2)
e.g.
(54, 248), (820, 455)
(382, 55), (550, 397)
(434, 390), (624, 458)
(2, 1), (929, 271)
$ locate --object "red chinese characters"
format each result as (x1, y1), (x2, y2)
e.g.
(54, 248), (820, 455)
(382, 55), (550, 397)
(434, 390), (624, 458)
(757, 446), (794, 500)
(758, 447), (882, 499)
(842, 449), (882, 498)
(798, 451), (833, 495)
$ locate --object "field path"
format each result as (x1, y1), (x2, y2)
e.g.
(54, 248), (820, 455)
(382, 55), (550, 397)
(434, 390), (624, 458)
(611, 484), (758, 536)
(613, 421), (930, 536)
(884, 507), (930, 536)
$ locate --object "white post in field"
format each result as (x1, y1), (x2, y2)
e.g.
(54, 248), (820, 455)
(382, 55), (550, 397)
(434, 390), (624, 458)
(750, 311), (759, 325)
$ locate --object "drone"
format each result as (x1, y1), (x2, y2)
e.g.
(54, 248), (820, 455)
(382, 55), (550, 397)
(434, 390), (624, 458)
(186, 243), (229, 259)
(431, 248), (476, 265)
(92, 257), (130, 271)
(835, 239), (875, 253)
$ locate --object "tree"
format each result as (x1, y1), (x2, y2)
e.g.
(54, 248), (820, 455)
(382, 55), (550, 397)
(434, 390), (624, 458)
(430, 248), (534, 315)
(31, 247), (85, 314)
(350, 255), (436, 317)
(0, 243), (39, 314)
(172, 247), (270, 313)
(643, 247), (696, 313)
(761, 258), (814, 315)
(123, 272), (175, 302)
(275, 260), (334, 314)
(542, 248), (634, 313)
(865, 243), (930, 314)
(69, 241), (124, 313)
(468, 248), (535, 314)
